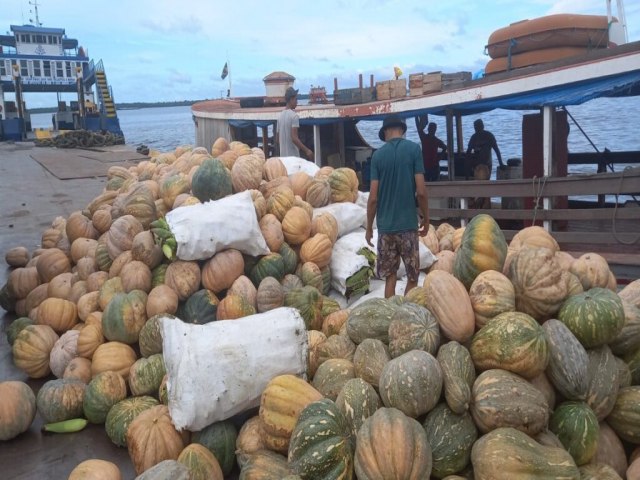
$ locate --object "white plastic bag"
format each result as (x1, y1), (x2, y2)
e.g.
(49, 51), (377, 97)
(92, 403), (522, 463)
(313, 203), (367, 237)
(349, 272), (428, 308)
(280, 156), (320, 176)
(161, 307), (308, 431)
(166, 190), (270, 261)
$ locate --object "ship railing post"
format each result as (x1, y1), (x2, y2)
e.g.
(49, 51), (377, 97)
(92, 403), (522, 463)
(313, 124), (321, 167)
(542, 105), (553, 232)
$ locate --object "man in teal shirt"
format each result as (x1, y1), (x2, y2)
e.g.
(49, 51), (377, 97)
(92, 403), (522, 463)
(366, 115), (429, 298)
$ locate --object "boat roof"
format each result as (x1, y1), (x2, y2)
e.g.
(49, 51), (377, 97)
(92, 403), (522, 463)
(10, 24), (65, 35)
(192, 40), (640, 127)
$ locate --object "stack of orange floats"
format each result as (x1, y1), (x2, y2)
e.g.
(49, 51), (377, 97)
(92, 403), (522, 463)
(485, 14), (614, 75)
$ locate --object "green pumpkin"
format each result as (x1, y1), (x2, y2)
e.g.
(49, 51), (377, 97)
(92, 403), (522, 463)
(278, 242), (298, 275)
(625, 347), (640, 385)
(300, 262), (323, 292)
(311, 359), (355, 401)
(182, 289), (219, 324)
(284, 286), (323, 330)
(335, 378), (381, 439)
(379, 350), (443, 418)
(320, 266), (331, 295)
(6, 317), (34, 346)
(423, 403), (478, 479)
(549, 401), (599, 466)
(191, 158), (232, 203)
(250, 253), (285, 287)
(321, 296), (341, 318)
(128, 354), (166, 397)
(607, 386), (640, 444)
(346, 298), (400, 344)
(239, 450), (291, 479)
(151, 263), (169, 288)
(101, 290), (148, 344)
(558, 287), (625, 348)
(83, 371), (127, 424)
(36, 378), (86, 423)
(585, 345), (619, 420)
(192, 420), (238, 476)
(470, 311), (549, 379)
(388, 302), (440, 358)
(453, 214), (507, 289)
(138, 314), (177, 358)
(105, 395), (159, 447)
(288, 398), (354, 480)
(95, 242), (113, 272)
(437, 341), (476, 415)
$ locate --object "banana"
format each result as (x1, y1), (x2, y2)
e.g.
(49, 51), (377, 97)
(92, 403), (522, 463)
(150, 218), (169, 230)
(164, 237), (177, 249)
(162, 244), (175, 261)
(42, 418), (88, 434)
(151, 228), (172, 242)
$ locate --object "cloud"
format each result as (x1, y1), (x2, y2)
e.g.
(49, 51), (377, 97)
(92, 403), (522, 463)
(166, 68), (193, 85)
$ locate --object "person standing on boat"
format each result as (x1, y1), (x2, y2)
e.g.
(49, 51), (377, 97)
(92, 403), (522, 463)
(466, 119), (504, 178)
(366, 115), (429, 298)
(415, 115), (447, 181)
(276, 87), (314, 160)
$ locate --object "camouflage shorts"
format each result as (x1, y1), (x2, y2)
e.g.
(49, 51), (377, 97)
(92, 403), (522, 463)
(376, 230), (420, 282)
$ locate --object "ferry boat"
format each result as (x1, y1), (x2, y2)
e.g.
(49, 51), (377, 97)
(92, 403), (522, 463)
(0, 9), (123, 141)
(192, 8), (640, 260)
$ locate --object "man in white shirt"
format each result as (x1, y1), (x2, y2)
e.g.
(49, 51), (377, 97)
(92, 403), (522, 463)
(276, 87), (314, 160)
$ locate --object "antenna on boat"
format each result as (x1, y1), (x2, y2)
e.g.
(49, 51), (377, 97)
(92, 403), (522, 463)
(28, 0), (42, 27)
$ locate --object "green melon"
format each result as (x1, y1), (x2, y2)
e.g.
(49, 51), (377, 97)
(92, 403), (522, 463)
(105, 395), (159, 447)
(83, 371), (127, 424)
(191, 158), (232, 203)
(549, 401), (599, 466)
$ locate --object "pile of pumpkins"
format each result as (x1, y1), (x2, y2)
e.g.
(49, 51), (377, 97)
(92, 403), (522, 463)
(1, 137), (640, 479)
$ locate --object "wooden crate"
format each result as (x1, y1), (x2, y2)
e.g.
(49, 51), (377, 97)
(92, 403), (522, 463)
(409, 73), (424, 97)
(389, 79), (407, 98)
(423, 71), (442, 93)
(333, 87), (375, 105)
(376, 81), (390, 101)
(442, 71), (472, 90)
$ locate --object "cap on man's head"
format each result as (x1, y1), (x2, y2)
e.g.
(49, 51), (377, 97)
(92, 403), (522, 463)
(285, 87), (299, 101)
(378, 115), (407, 141)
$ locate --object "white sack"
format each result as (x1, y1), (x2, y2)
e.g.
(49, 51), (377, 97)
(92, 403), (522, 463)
(280, 156), (320, 176)
(161, 307), (308, 431)
(166, 190), (270, 260)
(313, 203), (367, 237)
(349, 272), (429, 308)
(355, 191), (376, 229)
(330, 238), (371, 297)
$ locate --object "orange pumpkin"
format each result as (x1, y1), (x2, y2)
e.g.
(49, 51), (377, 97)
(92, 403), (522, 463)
(47, 272), (75, 300)
(250, 189), (267, 219)
(569, 252), (612, 290)
(4, 246), (30, 268)
(146, 285), (179, 318)
(68, 459), (122, 480)
(290, 172), (313, 200)
(12, 324), (59, 378)
(36, 248), (71, 283)
(0, 381), (37, 441)
(77, 323), (105, 359)
(216, 294), (256, 320)
(259, 214), (285, 252)
(70, 238), (98, 264)
(311, 213), (339, 245)
(282, 206), (312, 246)
(260, 176), (292, 200)
(92, 207), (113, 234)
(300, 234), (332, 268)
(164, 260), (201, 301)
(66, 211), (98, 243)
(91, 341), (137, 379)
(201, 249), (244, 293)
(263, 157), (288, 181)
(232, 154), (263, 192)
(37, 297), (78, 333)
(106, 215), (144, 261)
(266, 187), (295, 222)
(306, 179), (331, 207)
(7, 267), (40, 300)
(120, 261), (152, 293)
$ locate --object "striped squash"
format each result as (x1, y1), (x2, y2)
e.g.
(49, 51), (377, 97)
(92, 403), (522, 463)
(177, 443), (223, 480)
(437, 341), (476, 415)
(585, 345), (619, 420)
(607, 386), (640, 444)
(335, 378), (381, 439)
(388, 302), (440, 358)
(549, 401), (599, 466)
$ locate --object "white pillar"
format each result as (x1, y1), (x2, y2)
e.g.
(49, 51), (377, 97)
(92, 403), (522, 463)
(542, 106), (553, 231)
(0, 84), (4, 120)
(313, 124), (321, 167)
(460, 197), (468, 227)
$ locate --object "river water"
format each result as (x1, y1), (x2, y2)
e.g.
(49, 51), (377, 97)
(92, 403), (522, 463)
(30, 96), (640, 178)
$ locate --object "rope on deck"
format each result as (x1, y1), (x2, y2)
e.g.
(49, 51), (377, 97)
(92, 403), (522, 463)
(34, 130), (125, 149)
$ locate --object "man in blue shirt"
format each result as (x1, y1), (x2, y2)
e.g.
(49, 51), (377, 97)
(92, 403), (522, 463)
(366, 115), (429, 298)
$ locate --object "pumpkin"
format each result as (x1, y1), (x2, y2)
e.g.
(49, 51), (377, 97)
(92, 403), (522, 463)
(231, 154), (263, 193)
(607, 386), (640, 444)
(263, 157), (288, 180)
(591, 422), (628, 478)
(429, 250), (455, 273)
(211, 137), (229, 157)
(201, 249), (244, 293)
(610, 300), (640, 356)
(181, 290), (219, 325)
(468, 270), (515, 328)
(83, 371), (128, 424)
(266, 187), (295, 221)
(68, 459), (122, 480)
(586, 345), (619, 420)
(36, 248), (71, 283)
(165, 260), (201, 300)
(530, 372), (557, 411)
(146, 284), (179, 318)
(260, 176), (292, 200)
(355, 407), (432, 480)
(423, 403), (478, 478)
(305, 178), (331, 207)
(128, 353), (166, 397)
(352, 339), (390, 389)
(307, 330), (327, 378)
(151, 263), (169, 288)
(282, 207), (312, 246)
(322, 309), (349, 337)
(437, 341), (476, 415)
(471, 427), (579, 480)
(279, 243), (298, 275)
(249, 189), (267, 220)
(216, 294), (256, 320)
(250, 253), (285, 287)
(257, 277), (285, 313)
(235, 417), (267, 468)
(229, 275), (258, 308)
(63, 357), (92, 384)
(315, 166), (335, 180)
(388, 302), (440, 358)
(620, 279), (640, 309)
(92, 208), (113, 234)
(70, 237), (98, 263)
(126, 404), (186, 475)
(5, 246), (30, 267)
(318, 334), (355, 364)
(105, 395), (159, 447)
(24, 283), (49, 314)
(111, 183), (157, 229)
(549, 401), (599, 466)
(335, 378), (381, 439)
(379, 350), (442, 418)
(7, 267), (40, 300)
(300, 262), (323, 291)
(12, 324), (59, 378)
(131, 230), (163, 269)
(422, 270), (475, 343)
(239, 450), (292, 479)
(86, 271), (108, 293)
(91, 341), (137, 379)
(0, 381), (36, 441)
(259, 214), (285, 252)
(191, 420), (238, 476)
(47, 271), (75, 299)
(49, 330), (79, 378)
(569, 252), (611, 290)
(36, 378), (86, 423)
(507, 246), (569, 321)
(471, 369), (549, 436)
(139, 314), (177, 357)
(259, 374), (323, 453)
(284, 286), (323, 330)
(509, 225), (560, 253)
(66, 211), (98, 243)
(102, 290), (148, 344)
(106, 215), (144, 260)
(177, 443), (224, 480)
(290, 172), (313, 199)
(579, 464), (623, 479)
(95, 242), (113, 272)
(299, 233), (332, 268)
(160, 174), (191, 209)
(6, 317), (34, 346)
(558, 287), (625, 348)
(310, 212), (338, 245)
(288, 398), (354, 480)
(470, 311), (549, 379)
(69, 280), (88, 304)
(282, 273), (304, 293)
(311, 358), (355, 400)
(452, 214), (507, 289)
(328, 167), (358, 203)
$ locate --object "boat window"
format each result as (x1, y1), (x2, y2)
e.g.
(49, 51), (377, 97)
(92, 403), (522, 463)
(33, 60), (41, 77)
(0, 61), (6, 76)
(56, 61), (63, 77)
(65, 61), (72, 77)
(43, 60), (51, 77)
(20, 59), (28, 77)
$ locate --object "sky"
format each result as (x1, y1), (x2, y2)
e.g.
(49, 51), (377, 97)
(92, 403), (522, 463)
(2, 0), (640, 107)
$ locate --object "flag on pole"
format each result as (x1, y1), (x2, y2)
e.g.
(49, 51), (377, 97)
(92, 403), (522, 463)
(221, 62), (228, 80)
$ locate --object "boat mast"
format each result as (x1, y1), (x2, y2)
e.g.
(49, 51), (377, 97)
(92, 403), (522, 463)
(607, 0), (629, 43)
(29, 0), (43, 27)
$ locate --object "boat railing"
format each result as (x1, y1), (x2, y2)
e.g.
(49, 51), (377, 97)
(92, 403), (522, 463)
(426, 167), (640, 252)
